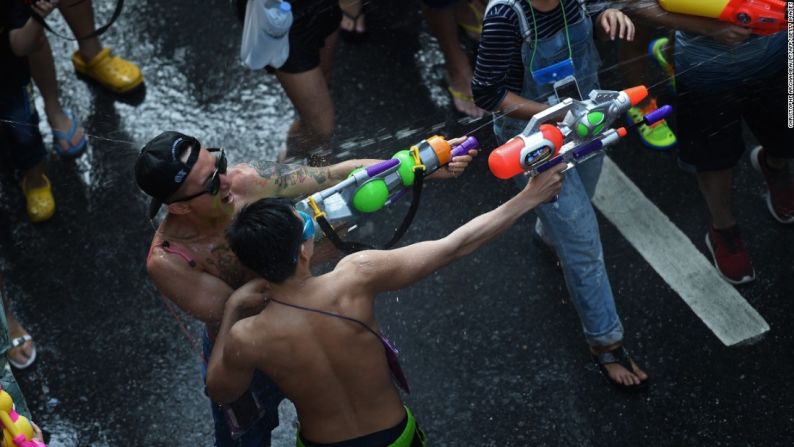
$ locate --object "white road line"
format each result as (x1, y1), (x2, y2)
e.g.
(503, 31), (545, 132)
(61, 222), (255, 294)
(592, 156), (770, 346)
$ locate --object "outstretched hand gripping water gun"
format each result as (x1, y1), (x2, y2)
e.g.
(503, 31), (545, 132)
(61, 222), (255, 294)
(0, 387), (45, 447)
(489, 86), (672, 180)
(296, 136), (479, 253)
(658, 0), (788, 35)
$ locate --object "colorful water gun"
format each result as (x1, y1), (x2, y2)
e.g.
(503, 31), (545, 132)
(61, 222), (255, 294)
(489, 86), (672, 180)
(296, 136), (479, 253)
(0, 387), (45, 447)
(658, 0), (788, 35)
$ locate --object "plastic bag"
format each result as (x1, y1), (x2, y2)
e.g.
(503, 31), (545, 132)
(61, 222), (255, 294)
(240, 0), (292, 70)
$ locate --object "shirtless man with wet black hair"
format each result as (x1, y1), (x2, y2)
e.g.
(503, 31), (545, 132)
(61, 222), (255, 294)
(206, 164), (564, 446)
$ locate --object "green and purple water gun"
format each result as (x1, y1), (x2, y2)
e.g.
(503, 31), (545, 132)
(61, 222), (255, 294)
(296, 135), (479, 252)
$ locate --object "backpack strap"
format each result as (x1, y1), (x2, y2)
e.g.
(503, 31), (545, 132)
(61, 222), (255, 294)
(485, 0), (533, 43)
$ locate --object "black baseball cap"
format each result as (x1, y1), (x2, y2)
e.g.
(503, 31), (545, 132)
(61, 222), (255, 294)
(135, 131), (201, 219)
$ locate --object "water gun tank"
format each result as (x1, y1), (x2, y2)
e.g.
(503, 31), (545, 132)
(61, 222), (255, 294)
(657, 0), (786, 35)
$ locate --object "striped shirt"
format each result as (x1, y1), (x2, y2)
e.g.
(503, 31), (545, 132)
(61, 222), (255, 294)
(472, 0), (608, 111)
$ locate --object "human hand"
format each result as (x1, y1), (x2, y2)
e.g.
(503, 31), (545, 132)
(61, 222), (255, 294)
(598, 9), (635, 41)
(704, 21), (752, 45)
(0, 421), (46, 447)
(30, 0), (59, 19)
(519, 164), (565, 206)
(31, 421), (44, 441)
(426, 136), (479, 179)
(446, 136), (479, 178)
(227, 278), (270, 318)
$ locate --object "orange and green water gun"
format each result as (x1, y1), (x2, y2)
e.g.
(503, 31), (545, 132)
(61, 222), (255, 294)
(658, 0), (788, 35)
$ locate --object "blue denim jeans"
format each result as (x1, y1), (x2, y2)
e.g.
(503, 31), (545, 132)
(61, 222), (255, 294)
(0, 84), (47, 172)
(490, 3), (623, 347)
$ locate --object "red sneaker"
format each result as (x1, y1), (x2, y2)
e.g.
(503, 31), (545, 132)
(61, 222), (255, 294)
(750, 146), (794, 224)
(705, 225), (755, 285)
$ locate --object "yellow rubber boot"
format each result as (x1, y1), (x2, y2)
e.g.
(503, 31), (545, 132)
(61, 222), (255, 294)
(21, 174), (55, 223)
(72, 47), (144, 94)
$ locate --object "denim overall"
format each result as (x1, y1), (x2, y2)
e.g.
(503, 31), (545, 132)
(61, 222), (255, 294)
(488, 0), (623, 346)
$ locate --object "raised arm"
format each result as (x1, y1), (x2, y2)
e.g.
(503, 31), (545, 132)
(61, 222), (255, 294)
(233, 158), (381, 201)
(472, 4), (548, 120)
(338, 165), (566, 295)
(624, 0), (751, 44)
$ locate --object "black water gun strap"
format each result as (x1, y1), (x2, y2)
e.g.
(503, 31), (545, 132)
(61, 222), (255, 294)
(318, 166), (426, 254)
(34, 0), (124, 41)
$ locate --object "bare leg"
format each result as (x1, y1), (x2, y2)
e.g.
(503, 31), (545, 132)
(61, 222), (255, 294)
(28, 37), (85, 152)
(319, 30), (339, 83)
(58, 0), (102, 61)
(4, 310), (36, 368)
(21, 160), (48, 190)
(1, 275), (36, 368)
(697, 169), (736, 229)
(276, 68), (335, 165)
(422, 1), (485, 118)
(274, 31), (338, 165)
(591, 342), (649, 387)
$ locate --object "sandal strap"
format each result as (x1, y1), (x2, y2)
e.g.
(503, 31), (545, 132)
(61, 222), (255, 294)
(51, 109), (80, 142)
(11, 334), (33, 348)
(341, 10), (363, 21)
(593, 345), (633, 370)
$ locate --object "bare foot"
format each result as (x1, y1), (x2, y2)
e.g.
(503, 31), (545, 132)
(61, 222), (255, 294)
(591, 344), (649, 388)
(47, 107), (85, 153)
(339, 0), (365, 34)
(6, 312), (36, 369)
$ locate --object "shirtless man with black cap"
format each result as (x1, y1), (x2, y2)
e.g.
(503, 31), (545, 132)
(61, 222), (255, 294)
(133, 131), (476, 446)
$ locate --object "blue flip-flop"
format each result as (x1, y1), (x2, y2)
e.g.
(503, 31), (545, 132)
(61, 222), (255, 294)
(52, 109), (87, 159)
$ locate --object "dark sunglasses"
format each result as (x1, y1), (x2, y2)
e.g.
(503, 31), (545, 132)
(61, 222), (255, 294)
(169, 148), (227, 203)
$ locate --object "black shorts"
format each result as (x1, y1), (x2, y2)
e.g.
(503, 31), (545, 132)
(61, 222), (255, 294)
(676, 69), (793, 172)
(421, 0), (458, 8)
(268, 0), (341, 74)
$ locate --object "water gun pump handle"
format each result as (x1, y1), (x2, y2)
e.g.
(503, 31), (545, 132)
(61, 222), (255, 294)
(643, 104), (673, 126)
(451, 136), (479, 157)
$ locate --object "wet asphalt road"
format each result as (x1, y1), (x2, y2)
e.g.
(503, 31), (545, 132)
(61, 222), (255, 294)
(0, 1), (793, 446)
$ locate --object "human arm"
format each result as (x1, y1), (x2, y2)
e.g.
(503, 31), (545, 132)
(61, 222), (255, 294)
(624, 0), (751, 45)
(233, 158), (382, 201)
(472, 4), (548, 120)
(146, 250), (234, 327)
(424, 136), (479, 180)
(206, 279), (269, 404)
(8, 0), (58, 57)
(337, 164), (566, 295)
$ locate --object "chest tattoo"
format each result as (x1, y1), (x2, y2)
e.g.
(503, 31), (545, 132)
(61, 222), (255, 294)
(205, 245), (247, 288)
